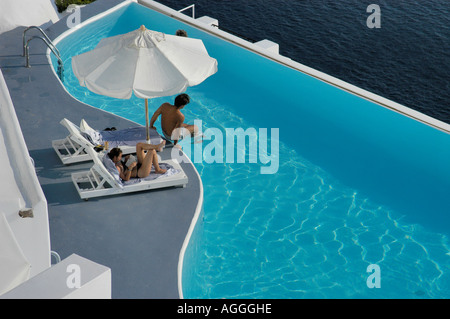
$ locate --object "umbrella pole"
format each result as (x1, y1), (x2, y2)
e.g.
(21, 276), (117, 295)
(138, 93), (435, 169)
(145, 98), (149, 142)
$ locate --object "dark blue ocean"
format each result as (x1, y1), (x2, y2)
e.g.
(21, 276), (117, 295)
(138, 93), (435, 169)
(155, 0), (449, 124)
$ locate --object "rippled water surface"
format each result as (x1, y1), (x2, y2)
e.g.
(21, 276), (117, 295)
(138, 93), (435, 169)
(53, 1), (450, 298)
(179, 93), (450, 299)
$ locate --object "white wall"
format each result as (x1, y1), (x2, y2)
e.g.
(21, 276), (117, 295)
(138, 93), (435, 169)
(0, 254), (111, 299)
(0, 70), (51, 278)
(0, 0), (60, 34)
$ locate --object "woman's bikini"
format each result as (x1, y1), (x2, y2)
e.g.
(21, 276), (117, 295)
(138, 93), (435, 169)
(119, 160), (142, 177)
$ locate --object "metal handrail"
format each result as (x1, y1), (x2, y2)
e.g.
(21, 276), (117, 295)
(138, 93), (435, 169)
(23, 26), (61, 58)
(23, 26), (64, 81)
(25, 36), (64, 81)
(51, 251), (61, 264)
(178, 4), (195, 18)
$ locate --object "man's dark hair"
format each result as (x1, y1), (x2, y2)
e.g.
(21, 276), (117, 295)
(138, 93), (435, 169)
(174, 94), (190, 108)
(176, 29), (188, 37)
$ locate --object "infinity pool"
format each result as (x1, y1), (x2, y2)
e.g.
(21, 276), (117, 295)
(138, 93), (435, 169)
(52, 2), (450, 298)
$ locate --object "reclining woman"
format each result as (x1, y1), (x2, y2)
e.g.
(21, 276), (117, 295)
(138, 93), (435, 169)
(108, 141), (166, 181)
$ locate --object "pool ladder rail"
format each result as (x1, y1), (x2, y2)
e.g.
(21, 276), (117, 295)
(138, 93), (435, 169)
(23, 26), (64, 82)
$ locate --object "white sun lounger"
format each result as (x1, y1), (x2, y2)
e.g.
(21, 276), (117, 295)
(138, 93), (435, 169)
(71, 146), (188, 200)
(52, 118), (163, 165)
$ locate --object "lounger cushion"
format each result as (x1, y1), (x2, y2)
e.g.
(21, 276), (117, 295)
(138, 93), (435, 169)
(78, 119), (162, 147)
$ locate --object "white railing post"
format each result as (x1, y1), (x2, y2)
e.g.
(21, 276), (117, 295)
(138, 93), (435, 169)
(178, 4), (195, 18)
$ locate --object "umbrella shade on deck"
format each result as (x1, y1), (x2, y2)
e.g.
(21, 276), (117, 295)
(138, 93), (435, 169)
(72, 25), (218, 140)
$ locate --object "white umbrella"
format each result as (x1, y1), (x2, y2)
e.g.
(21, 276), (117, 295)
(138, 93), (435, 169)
(72, 25), (218, 141)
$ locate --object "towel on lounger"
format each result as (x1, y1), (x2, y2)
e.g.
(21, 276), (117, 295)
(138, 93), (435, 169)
(99, 127), (163, 148)
(79, 119), (163, 147)
(101, 154), (179, 187)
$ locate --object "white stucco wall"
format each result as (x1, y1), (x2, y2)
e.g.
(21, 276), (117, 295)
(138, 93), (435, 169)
(0, 69), (51, 280)
(0, 0), (60, 34)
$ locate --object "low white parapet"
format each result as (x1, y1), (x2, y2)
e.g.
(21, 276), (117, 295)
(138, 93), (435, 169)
(0, 69), (50, 277)
(196, 16), (218, 28)
(254, 39), (279, 55)
(0, 254), (111, 299)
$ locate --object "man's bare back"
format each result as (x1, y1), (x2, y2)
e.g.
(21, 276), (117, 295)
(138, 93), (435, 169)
(158, 102), (184, 137)
(150, 94), (197, 144)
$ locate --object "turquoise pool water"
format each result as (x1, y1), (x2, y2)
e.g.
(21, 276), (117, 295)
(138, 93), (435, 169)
(53, 2), (450, 298)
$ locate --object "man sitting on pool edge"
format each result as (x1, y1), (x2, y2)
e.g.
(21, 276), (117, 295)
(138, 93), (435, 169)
(149, 93), (199, 146)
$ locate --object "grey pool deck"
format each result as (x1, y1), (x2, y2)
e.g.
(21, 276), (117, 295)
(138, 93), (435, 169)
(0, 0), (201, 299)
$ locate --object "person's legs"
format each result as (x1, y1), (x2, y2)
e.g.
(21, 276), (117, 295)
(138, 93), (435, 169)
(135, 141), (165, 163)
(135, 142), (167, 178)
(181, 123), (198, 136)
(138, 149), (166, 177)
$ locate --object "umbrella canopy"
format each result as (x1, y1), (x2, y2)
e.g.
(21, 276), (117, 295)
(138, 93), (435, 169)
(72, 25), (218, 140)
